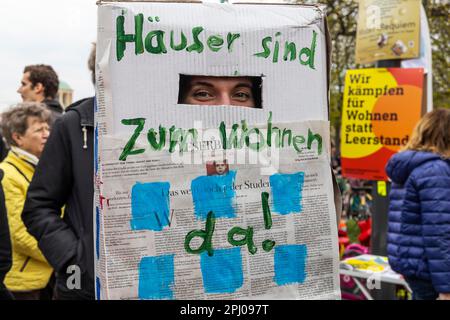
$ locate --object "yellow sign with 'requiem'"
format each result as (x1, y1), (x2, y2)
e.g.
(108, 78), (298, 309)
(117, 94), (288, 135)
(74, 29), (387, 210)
(355, 0), (421, 64)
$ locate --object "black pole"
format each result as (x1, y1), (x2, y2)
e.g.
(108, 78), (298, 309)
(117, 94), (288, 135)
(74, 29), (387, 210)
(369, 59), (401, 300)
(371, 59), (400, 257)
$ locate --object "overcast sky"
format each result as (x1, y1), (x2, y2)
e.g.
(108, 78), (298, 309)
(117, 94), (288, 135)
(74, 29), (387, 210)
(0, 0), (97, 111)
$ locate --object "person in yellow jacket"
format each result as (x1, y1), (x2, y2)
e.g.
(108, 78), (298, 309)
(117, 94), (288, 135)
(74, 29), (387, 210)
(0, 103), (52, 299)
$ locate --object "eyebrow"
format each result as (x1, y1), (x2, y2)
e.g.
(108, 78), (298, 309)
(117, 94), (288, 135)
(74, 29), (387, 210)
(190, 81), (214, 88)
(190, 81), (253, 89)
(233, 83), (253, 89)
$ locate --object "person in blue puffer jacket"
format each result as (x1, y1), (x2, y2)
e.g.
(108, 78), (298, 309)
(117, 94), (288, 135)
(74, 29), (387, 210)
(386, 108), (450, 300)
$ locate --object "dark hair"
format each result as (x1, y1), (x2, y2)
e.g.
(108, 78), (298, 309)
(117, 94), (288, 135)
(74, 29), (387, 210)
(24, 64), (59, 99)
(178, 75), (262, 108)
(1, 103), (51, 147)
(88, 43), (96, 84)
(213, 159), (227, 165)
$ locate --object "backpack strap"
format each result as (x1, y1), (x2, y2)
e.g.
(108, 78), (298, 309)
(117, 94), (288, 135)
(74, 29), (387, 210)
(4, 161), (30, 184)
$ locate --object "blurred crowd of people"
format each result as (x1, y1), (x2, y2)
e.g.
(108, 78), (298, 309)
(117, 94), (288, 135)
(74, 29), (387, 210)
(332, 109), (450, 301)
(0, 44), (96, 300)
(0, 40), (449, 301)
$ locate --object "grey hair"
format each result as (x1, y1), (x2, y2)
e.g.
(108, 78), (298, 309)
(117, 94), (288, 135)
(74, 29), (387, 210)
(0, 102), (50, 147)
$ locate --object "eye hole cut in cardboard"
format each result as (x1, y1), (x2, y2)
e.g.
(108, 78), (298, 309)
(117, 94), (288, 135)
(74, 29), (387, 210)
(178, 74), (263, 109)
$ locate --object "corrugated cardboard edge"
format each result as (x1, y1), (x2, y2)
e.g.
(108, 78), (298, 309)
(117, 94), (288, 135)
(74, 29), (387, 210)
(322, 6), (332, 120)
(96, 0), (332, 120)
(96, 1), (326, 12)
(98, 0), (320, 6)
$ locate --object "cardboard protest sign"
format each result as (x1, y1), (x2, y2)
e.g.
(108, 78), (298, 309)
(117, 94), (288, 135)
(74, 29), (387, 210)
(340, 68), (424, 181)
(355, 0), (421, 64)
(95, 1), (340, 300)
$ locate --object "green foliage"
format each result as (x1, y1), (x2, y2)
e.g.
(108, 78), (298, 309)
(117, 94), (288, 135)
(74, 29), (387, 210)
(346, 218), (361, 244)
(422, 1), (450, 109)
(299, 0), (449, 145)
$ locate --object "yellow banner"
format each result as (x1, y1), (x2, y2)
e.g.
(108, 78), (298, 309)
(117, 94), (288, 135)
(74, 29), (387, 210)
(355, 0), (421, 64)
(340, 68), (423, 180)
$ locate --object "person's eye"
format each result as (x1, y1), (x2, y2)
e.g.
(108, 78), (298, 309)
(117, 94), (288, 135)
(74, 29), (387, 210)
(232, 91), (251, 101)
(193, 90), (213, 101)
(35, 127), (48, 133)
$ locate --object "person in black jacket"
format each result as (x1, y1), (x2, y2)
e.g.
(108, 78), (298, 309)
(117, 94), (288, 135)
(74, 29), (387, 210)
(0, 133), (8, 162)
(0, 169), (13, 300)
(22, 45), (96, 300)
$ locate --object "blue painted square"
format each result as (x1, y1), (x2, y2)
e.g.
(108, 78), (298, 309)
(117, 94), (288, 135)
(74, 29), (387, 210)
(269, 172), (304, 215)
(274, 244), (307, 286)
(131, 182), (170, 231)
(191, 171), (237, 221)
(138, 254), (175, 300)
(200, 247), (243, 294)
